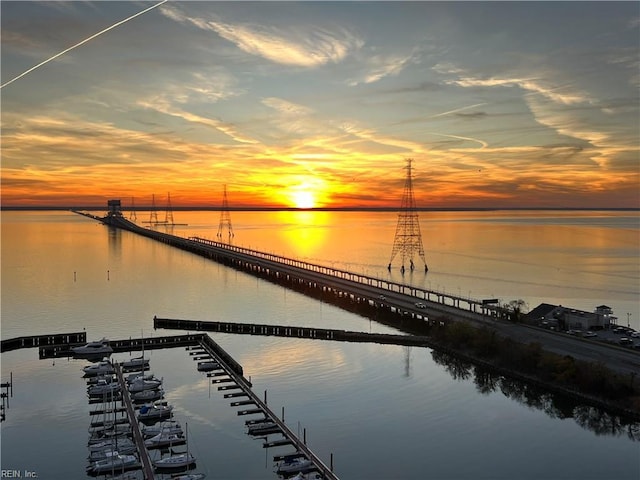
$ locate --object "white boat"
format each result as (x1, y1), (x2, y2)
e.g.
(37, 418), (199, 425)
(171, 474), (206, 480)
(290, 473), (316, 480)
(131, 387), (163, 403)
(89, 442), (136, 460)
(88, 380), (121, 398)
(128, 377), (162, 393)
(126, 372), (155, 384)
(144, 432), (185, 449)
(86, 374), (115, 385)
(121, 356), (149, 370)
(89, 428), (130, 443)
(153, 422), (196, 471)
(137, 401), (173, 422)
(141, 420), (182, 438)
(83, 360), (114, 376)
(276, 457), (314, 476)
(72, 338), (113, 356)
(153, 452), (196, 470)
(86, 452), (140, 474)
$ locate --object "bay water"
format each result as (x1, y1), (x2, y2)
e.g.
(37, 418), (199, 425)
(1, 210), (639, 479)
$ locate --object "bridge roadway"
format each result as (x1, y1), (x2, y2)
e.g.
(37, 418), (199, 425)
(79, 212), (640, 377)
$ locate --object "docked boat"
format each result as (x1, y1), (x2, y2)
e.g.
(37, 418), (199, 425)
(89, 443), (137, 460)
(196, 361), (219, 372)
(141, 420), (182, 438)
(289, 473), (317, 480)
(108, 473), (141, 480)
(144, 432), (186, 449)
(72, 338), (113, 357)
(83, 360), (114, 376)
(86, 451), (140, 475)
(247, 420), (279, 436)
(88, 380), (121, 398)
(86, 374), (115, 385)
(171, 474), (206, 480)
(128, 377), (162, 393)
(137, 401), (173, 422)
(121, 356), (149, 370)
(131, 387), (163, 403)
(89, 428), (130, 444)
(153, 452), (196, 470)
(126, 372), (155, 384)
(276, 457), (314, 476)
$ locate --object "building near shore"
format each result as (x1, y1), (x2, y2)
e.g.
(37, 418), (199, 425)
(527, 303), (617, 331)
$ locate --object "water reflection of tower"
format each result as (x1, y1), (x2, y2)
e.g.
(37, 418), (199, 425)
(404, 346), (412, 378)
(388, 158), (428, 274)
(165, 192), (174, 225)
(217, 185), (234, 241)
(129, 197), (137, 222)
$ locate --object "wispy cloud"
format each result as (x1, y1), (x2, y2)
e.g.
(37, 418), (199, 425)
(161, 5), (363, 68)
(348, 52), (415, 86)
(262, 97), (313, 116)
(450, 75), (589, 105)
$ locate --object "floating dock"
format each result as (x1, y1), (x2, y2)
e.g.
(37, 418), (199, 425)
(154, 316), (437, 347)
(192, 333), (339, 479)
(1, 332), (86, 353)
(38, 333), (202, 359)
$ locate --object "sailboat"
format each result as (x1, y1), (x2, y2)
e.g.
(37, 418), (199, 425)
(153, 422), (196, 471)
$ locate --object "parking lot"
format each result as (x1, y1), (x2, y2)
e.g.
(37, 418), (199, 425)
(565, 325), (640, 350)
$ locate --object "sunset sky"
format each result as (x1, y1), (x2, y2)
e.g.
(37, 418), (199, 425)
(1, 1), (639, 209)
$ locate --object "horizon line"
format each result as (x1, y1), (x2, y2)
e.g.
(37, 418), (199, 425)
(2, 206), (639, 212)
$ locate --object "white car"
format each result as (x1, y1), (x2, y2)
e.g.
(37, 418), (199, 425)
(415, 302), (426, 309)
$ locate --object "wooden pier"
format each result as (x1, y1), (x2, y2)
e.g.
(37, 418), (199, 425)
(155, 316), (438, 348)
(39, 333), (202, 359)
(113, 363), (155, 480)
(193, 332), (339, 479)
(1, 332), (86, 353)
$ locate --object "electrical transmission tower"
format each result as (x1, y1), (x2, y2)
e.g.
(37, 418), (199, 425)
(217, 185), (234, 240)
(388, 158), (428, 273)
(149, 193), (159, 224)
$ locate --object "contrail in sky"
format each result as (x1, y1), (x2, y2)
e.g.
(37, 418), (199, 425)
(1, 0), (168, 89)
(431, 103), (487, 118)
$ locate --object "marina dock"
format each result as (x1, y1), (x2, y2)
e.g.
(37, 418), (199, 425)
(24, 330), (339, 478)
(113, 363), (155, 480)
(1, 332), (86, 353)
(192, 336), (339, 479)
(155, 316), (437, 347)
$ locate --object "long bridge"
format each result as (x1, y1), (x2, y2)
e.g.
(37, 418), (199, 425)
(73, 206), (640, 379)
(74, 208), (505, 331)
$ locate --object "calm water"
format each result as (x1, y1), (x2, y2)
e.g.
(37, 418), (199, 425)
(1, 210), (639, 479)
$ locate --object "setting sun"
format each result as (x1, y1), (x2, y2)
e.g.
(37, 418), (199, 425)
(290, 189), (315, 209)
(284, 177), (329, 209)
